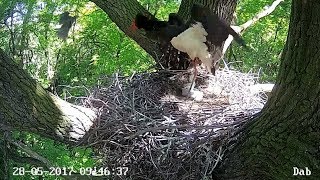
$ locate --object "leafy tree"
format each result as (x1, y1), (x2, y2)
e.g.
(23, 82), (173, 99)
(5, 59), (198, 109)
(233, 0), (291, 81)
(1, 0), (319, 179)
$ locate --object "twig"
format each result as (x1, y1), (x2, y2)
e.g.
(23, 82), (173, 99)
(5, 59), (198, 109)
(240, 0), (285, 31)
(126, 123), (238, 139)
(84, 69), (265, 179)
(7, 137), (54, 168)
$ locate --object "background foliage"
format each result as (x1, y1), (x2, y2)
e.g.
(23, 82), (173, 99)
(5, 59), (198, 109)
(232, 0), (291, 81)
(0, 0), (290, 179)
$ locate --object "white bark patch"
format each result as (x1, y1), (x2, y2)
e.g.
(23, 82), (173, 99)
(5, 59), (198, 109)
(51, 94), (96, 140)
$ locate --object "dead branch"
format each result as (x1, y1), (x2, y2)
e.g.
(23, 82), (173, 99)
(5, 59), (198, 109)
(8, 137), (54, 168)
(7, 136), (94, 180)
(223, 0), (285, 53)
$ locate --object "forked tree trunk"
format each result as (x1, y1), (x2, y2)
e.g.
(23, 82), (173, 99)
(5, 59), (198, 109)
(0, 49), (96, 145)
(218, 0), (320, 179)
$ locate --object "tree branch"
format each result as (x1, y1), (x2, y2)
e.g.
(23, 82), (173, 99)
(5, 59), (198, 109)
(240, 0), (284, 31)
(223, 0), (284, 53)
(7, 136), (97, 180)
(0, 49), (96, 145)
(90, 0), (162, 60)
(7, 137), (54, 168)
(92, 0), (238, 71)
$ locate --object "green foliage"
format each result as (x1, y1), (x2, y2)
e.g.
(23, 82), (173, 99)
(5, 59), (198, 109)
(0, 0), (291, 179)
(230, 0), (291, 82)
(138, 0), (180, 19)
(55, 7), (153, 90)
(9, 132), (96, 180)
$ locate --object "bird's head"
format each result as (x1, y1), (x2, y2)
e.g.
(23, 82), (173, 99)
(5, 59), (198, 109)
(130, 13), (150, 31)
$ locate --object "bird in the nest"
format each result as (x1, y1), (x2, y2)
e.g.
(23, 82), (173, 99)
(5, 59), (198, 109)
(130, 4), (246, 91)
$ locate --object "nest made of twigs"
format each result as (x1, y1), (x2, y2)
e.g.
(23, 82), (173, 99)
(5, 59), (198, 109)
(82, 68), (266, 180)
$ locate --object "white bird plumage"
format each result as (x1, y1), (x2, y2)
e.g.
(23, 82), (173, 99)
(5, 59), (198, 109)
(170, 22), (213, 73)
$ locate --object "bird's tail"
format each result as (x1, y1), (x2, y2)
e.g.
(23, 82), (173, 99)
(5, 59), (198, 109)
(227, 27), (247, 48)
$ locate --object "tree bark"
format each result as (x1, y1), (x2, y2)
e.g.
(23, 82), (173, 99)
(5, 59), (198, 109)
(218, 0), (320, 179)
(0, 49), (96, 145)
(6, 0), (320, 179)
(178, 0), (237, 21)
(91, 0), (237, 70)
(90, 0), (162, 60)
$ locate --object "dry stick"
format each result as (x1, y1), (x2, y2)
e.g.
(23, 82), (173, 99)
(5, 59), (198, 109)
(212, 146), (223, 169)
(7, 138), (93, 180)
(223, 0), (285, 54)
(8, 138), (54, 168)
(126, 122), (242, 139)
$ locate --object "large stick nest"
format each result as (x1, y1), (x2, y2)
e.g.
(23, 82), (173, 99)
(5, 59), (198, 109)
(82, 68), (267, 180)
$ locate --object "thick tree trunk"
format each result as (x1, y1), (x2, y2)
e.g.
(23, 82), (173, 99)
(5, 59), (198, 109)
(218, 0), (320, 179)
(0, 49), (96, 145)
(178, 0), (237, 21)
(91, 0), (237, 70)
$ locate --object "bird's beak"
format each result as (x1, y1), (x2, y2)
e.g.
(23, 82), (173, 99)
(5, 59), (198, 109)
(130, 20), (138, 31)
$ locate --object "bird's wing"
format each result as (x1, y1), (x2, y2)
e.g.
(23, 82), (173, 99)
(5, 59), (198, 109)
(191, 4), (246, 47)
(202, 14), (231, 46)
(168, 13), (184, 26)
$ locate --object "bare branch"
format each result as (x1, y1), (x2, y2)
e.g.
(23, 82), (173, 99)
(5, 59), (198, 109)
(7, 137), (54, 168)
(7, 137), (95, 180)
(240, 0), (285, 31)
(223, 0), (285, 53)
